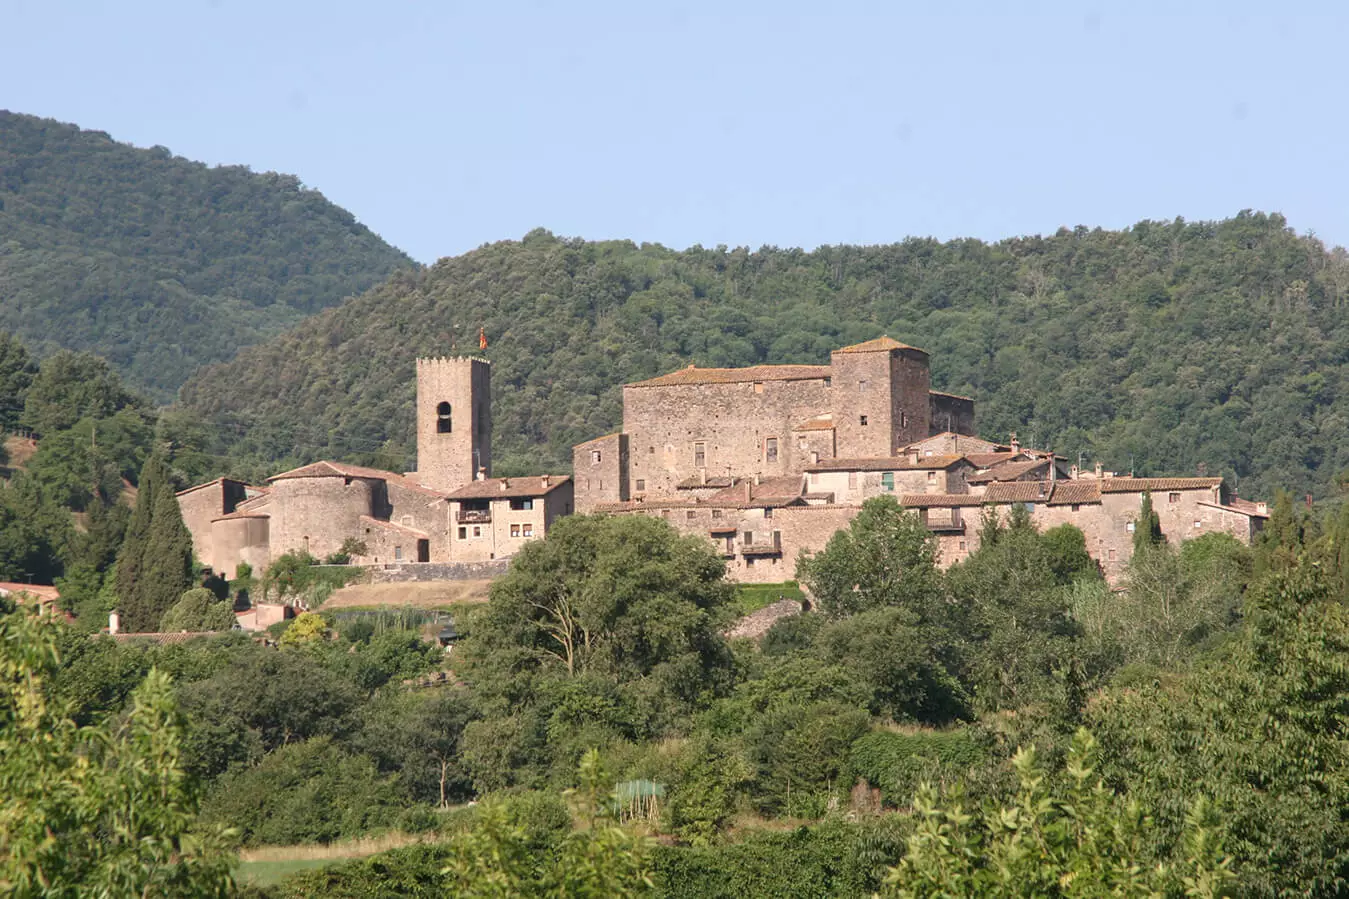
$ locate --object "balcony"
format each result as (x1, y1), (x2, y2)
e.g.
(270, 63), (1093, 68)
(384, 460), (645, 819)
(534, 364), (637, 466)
(456, 509), (492, 524)
(739, 531), (782, 556)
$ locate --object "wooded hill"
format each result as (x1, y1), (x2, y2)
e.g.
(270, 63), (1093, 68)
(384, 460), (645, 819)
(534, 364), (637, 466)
(0, 111), (414, 398)
(181, 214), (1349, 498)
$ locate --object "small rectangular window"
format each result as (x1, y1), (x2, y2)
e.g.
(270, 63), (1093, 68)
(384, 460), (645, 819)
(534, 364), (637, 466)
(394, 546), (403, 560)
(860, 415), (868, 426)
(458, 527), (467, 539)
(881, 472), (895, 491)
(1194, 520), (1203, 529)
(858, 379), (868, 393)
(510, 524), (521, 537)
(712, 508), (722, 519)
(753, 381), (764, 394)
(746, 556), (756, 567)
(686, 510), (696, 520)
(635, 479), (646, 491)
(764, 507), (773, 519)
(901, 412), (908, 428)
(1071, 504), (1080, 512)
(591, 449), (602, 464)
(958, 540), (968, 551)
(510, 498), (534, 511)
(765, 437), (778, 463)
(1108, 548), (1117, 562)
(694, 442), (706, 467)
(648, 446), (655, 454)
(743, 531), (753, 545)
(523, 523), (533, 537)
(1169, 492), (1181, 504)
(926, 471), (937, 485)
(848, 472), (858, 489)
(472, 526), (482, 537)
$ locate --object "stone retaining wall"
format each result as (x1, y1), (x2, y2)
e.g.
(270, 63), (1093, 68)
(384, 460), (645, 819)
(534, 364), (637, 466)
(368, 560), (510, 583)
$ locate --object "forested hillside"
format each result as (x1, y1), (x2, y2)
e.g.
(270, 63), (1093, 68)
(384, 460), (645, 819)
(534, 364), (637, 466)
(181, 213), (1349, 497)
(0, 111), (414, 397)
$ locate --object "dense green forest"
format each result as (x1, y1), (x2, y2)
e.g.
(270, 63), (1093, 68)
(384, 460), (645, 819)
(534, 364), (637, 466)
(180, 213), (1349, 496)
(12, 486), (1349, 896)
(0, 111), (414, 398)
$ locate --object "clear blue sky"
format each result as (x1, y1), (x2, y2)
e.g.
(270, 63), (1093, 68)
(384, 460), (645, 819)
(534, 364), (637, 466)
(4, 1), (1343, 264)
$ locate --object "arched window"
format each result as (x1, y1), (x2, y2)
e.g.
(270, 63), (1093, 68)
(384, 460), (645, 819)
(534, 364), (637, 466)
(437, 401), (452, 433)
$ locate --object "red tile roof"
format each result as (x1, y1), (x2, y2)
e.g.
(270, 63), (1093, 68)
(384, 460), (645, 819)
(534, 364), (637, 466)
(574, 432), (621, 448)
(268, 460), (405, 482)
(446, 475), (571, 500)
(676, 475), (736, 490)
(1098, 477), (1222, 493)
(626, 364), (832, 388)
(805, 455), (965, 473)
(963, 452), (1021, 468)
(1225, 497), (1270, 518)
(705, 476), (805, 507)
(1046, 480), (1102, 505)
(983, 481), (1055, 503)
(900, 494), (987, 508)
(0, 582), (60, 602)
(834, 336), (927, 355)
(967, 458), (1049, 484)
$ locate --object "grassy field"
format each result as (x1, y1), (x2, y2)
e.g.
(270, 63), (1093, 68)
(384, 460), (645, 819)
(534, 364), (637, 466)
(730, 581), (805, 616)
(234, 832), (430, 887)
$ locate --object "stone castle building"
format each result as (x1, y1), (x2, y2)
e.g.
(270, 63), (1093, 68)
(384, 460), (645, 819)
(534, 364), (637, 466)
(178, 356), (572, 578)
(573, 337), (1268, 582)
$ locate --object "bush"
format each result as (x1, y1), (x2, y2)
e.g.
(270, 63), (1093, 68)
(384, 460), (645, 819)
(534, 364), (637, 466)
(845, 728), (990, 807)
(159, 587), (235, 632)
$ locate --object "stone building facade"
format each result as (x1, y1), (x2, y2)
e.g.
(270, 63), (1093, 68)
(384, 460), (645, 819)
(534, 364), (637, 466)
(574, 337), (1267, 584)
(177, 356), (569, 578)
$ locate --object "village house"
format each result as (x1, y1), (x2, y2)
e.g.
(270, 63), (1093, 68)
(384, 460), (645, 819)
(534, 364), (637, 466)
(573, 336), (1268, 582)
(177, 356), (571, 578)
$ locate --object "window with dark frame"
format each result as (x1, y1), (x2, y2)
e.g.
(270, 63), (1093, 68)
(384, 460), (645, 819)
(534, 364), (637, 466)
(694, 442), (706, 467)
(765, 437), (778, 463)
(436, 401), (452, 433)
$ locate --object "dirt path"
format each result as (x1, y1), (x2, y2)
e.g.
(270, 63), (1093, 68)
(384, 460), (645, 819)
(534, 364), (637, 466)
(321, 580), (493, 609)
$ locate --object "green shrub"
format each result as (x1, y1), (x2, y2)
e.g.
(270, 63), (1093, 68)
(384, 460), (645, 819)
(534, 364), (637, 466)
(845, 728), (990, 807)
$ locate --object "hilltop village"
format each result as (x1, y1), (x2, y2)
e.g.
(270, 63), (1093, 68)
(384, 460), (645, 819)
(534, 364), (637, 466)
(177, 336), (1268, 585)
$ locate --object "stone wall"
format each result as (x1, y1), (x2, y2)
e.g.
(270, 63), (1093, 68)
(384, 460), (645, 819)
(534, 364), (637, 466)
(369, 559), (510, 583)
(929, 392), (975, 437)
(386, 481), (453, 561)
(830, 346), (931, 459)
(573, 433), (628, 513)
(621, 376), (831, 496)
(177, 479), (247, 574)
(415, 357), (491, 492)
(210, 515), (269, 578)
(268, 476), (377, 561)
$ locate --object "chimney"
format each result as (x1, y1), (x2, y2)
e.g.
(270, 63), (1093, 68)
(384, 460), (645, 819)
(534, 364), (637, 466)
(810, 451), (819, 464)
(1070, 464), (1080, 479)
(910, 450), (920, 464)
(1009, 432), (1019, 453)
(1094, 462), (1103, 479)
(541, 474), (550, 488)
(744, 479), (753, 502)
(1257, 501), (1269, 515)
(475, 467), (486, 481)
(500, 478), (509, 491)
(109, 610), (120, 635)
(753, 473), (761, 486)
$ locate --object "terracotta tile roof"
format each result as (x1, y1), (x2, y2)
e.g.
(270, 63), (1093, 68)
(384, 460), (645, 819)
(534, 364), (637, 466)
(968, 458), (1049, 484)
(268, 460), (405, 482)
(574, 432), (621, 448)
(176, 477), (237, 497)
(835, 336), (927, 355)
(1098, 477), (1223, 493)
(805, 455), (965, 473)
(963, 451), (1021, 468)
(983, 481), (1055, 503)
(235, 494), (271, 513)
(446, 475), (571, 500)
(1225, 497), (1270, 518)
(626, 364), (832, 388)
(210, 510), (271, 522)
(1197, 500), (1269, 519)
(929, 388), (973, 401)
(1046, 480), (1102, 505)
(900, 494), (987, 508)
(793, 413), (835, 432)
(389, 479), (454, 500)
(0, 582), (60, 602)
(706, 476), (804, 507)
(359, 515), (428, 538)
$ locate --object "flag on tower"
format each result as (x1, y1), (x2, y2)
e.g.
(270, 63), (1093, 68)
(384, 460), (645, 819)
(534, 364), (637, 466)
(479, 327), (488, 350)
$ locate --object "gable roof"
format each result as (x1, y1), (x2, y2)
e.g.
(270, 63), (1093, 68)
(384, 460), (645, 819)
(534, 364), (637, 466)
(805, 455), (966, 473)
(703, 476), (805, 508)
(175, 476), (248, 498)
(963, 451), (1021, 468)
(983, 481), (1055, 503)
(900, 494), (987, 508)
(446, 475), (571, 500)
(0, 582), (60, 602)
(834, 336), (927, 355)
(359, 516), (428, 538)
(1098, 477), (1222, 493)
(268, 460), (404, 483)
(626, 364), (832, 388)
(929, 389), (974, 402)
(967, 458), (1049, 484)
(1045, 480), (1102, 505)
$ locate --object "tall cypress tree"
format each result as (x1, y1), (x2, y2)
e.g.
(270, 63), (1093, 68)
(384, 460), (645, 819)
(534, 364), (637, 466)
(1132, 490), (1164, 555)
(114, 454), (192, 632)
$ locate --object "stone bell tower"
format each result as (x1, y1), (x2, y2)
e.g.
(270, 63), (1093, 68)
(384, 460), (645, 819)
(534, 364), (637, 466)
(415, 356), (491, 493)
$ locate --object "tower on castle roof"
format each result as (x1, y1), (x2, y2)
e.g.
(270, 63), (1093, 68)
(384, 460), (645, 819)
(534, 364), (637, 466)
(415, 356), (491, 493)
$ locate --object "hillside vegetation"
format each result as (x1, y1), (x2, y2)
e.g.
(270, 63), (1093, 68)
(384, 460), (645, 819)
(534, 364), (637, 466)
(0, 111), (414, 397)
(181, 213), (1349, 497)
